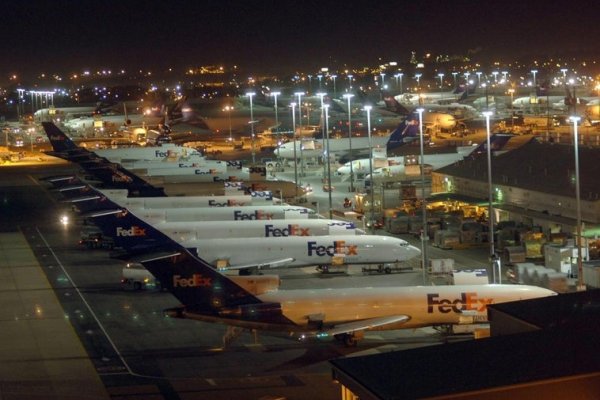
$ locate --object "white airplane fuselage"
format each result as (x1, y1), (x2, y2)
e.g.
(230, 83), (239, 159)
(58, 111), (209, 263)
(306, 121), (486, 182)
(94, 144), (203, 163)
(256, 284), (555, 329)
(275, 136), (390, 160)
(153, 219), (362, 242)
(131, 205), (316, 223)
(184, 235), (420, 270)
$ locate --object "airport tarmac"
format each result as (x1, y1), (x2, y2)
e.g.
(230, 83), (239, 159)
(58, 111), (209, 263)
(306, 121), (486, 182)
(0, 158), (491, 399)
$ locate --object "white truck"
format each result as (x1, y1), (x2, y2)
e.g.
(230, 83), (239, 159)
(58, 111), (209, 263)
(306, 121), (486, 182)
(121, 264), (159, 290)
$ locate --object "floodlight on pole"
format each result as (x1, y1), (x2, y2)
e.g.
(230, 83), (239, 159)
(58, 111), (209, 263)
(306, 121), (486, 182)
(324, 104), (333, 219)
(483, 110), (499, 283)
(364, 105), (375, 233)
(331, 75), (337, 97)
(531, 69), (538, 87)
(223, 105), (234, 142)
(492, 71), (499, 83)
(291, 102), (298, 199)
(416, 107), (427, 284)
(343, 93), (355, 192)
(570, 115), (585, 290)
(347, 74), (353, 90)
(295, 92), (305, 178)
(317, 92), (327, 180)
(246, 92), (256, 165)
(398, 72), (404, 93)
(271, 91), (281, 160)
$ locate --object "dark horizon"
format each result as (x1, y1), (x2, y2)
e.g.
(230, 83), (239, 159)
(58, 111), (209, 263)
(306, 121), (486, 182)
(3, 0), (600, 79)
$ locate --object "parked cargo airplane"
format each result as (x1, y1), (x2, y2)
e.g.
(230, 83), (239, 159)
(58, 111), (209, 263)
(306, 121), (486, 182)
(337, 133), (513, 178)
(88, 207), (420, 274)
(42, 122), (167, 196)
(135, 244), (555, 346)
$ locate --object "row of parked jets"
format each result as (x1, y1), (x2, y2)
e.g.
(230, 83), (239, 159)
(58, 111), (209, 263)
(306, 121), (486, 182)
(40, 122), (555, 346)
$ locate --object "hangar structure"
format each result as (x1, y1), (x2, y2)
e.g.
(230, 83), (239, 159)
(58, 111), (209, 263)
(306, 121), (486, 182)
(431, 138), (600, 258)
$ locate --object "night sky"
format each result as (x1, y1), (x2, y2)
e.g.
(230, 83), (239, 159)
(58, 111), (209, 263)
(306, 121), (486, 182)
(3, 0), (600, 77)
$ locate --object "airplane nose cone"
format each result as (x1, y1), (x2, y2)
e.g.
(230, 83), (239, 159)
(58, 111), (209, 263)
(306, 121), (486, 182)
(408, 245), (421, 260)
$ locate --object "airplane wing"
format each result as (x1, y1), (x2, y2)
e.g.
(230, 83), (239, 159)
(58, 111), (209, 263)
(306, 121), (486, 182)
(320, 315), (411, 337)
(219, 257), (295, 271)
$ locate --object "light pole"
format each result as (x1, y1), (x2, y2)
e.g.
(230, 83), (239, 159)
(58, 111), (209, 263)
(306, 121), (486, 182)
(324, 104), (333, 219)
(307, 75), (312, 94)
(492, 71), (499, 84)
(483, 111), (498, 283)
(347, 74), (353, 91)
(291, 102), (298, 199)
(508, 88), (515, 130)
(295, 92), (305, 178)
(438, 73), (444, 89)
(570, 116), (585, 290)
(464, 72), (471, 87)
(531, 69), (538, 87)
(364, 105), (375, 233)
(317, 92), (327, 180)
(561, 68), (568, 83)
(246, 92), (256, 165)
(415, 73), (422, 88)
(331, 75), (337, 97)
(317, 74), (323, 90)
(416, 107), (427, 283)
(223, 105), (233, 143)
(398, 72), (404, 93)
(482, 83), (488, 111)
(380, 72), (386, 89)
(502, 71), (508, 82)
(343, 93), (355, 192)
(271, 91), (281, 159)
(476, 71), (482, 86)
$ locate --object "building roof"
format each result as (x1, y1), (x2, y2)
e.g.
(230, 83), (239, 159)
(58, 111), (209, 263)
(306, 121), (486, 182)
(330, 290), (600, 400)
(437, 138), (600, 200)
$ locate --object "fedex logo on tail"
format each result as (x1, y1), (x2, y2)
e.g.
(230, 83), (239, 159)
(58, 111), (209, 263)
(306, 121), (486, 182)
(427, 292), (494, 314)
(173, 274), (212, 287)
(116, 226), (146, 237)
(234, 210), (274, 220)
(265, 224), (310, 237)
(111, 172), (134, 183)
(308, 240), (358, 256)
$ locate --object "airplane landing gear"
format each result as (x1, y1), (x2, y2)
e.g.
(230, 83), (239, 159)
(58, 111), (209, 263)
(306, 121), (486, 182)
(334, 332), (362, 347)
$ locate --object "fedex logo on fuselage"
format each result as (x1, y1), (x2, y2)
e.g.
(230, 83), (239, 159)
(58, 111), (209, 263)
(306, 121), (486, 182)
(116, 226), (146, 237)
(208, 199), (247, 207)
(178, 163), (200, 168)
(195, 169), (218, 175)
(234, 210), (274, 220)
(427, 292), (494, 314)
(308, 240), (358, 256)
(155, 150), (174, 158)
(173, 274), (212, 287)
(265, 224), (310, 237)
